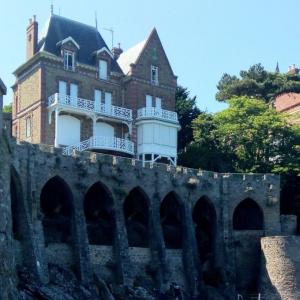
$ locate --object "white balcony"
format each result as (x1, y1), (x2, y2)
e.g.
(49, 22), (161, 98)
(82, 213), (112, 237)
(48, 93), (132, 122)
(137, 107), (178, 123)
(62, 136), (134, 156)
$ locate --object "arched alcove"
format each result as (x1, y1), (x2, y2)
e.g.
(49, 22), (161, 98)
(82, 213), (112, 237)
(84, 182), (115, 245)
(193, 197), (216, 261)
(123, 187), (149, 247)
(40, 176), (73, 245)
(160, 192), (183, 249)
(193, 196), (219, 286)
(233, 198), (264, 230)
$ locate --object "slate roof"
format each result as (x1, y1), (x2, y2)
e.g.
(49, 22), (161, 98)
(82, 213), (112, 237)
(0, 78), (7, 95)
(117, 39), (146, 75)
(38, 14), (122, 73)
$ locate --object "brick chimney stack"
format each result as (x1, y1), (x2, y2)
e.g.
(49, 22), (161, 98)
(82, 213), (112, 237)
(112, 43), (123, 60)
(26, 15), (38, 60)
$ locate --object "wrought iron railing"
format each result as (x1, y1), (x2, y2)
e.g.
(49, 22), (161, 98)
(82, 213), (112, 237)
(137, 107), (178, 122)
(48, 93), (132, 121)
(62, 136), (134, 156)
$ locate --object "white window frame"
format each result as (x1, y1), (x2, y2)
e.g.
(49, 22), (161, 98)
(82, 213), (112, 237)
(99, 59), (108, 80)
(63, 50), (75, 71)
(25, 116), (32, 138)
(151, 65), (159, 85)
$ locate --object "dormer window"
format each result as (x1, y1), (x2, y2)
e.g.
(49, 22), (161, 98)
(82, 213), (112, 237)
(64, 50), (75, 71)
(99, 59), (108, 80)
(151, 65), (159, 85)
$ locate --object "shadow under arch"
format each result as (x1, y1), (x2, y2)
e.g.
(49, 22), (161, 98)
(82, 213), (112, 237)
(232, 198), (264, 296)
(10, 165), (43, 279)
(193, 196), (219, 287)
(10, 166), (25, 241)
(84, 181), (115, 245)
(40, 176), (73, 245)
(123, 186), (150, 247)
(233, 198), (264, 230)
(160, 191), (183, 249)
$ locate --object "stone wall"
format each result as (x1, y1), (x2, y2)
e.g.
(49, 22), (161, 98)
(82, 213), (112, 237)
(4, 138), (280, 299)
(261, 236), (300, 299)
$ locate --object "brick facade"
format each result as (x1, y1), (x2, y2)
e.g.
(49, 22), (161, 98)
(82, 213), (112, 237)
(12, 15), (178, 160)
(274, 92), (300, 124)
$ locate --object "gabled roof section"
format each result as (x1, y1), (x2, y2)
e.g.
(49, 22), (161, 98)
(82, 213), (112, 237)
(0, 78), (7, 95)
(117, 28), (175, 77)
(37, 14), (122, 73)
(117, 39), (147, 75)
(56, 36), (80, 49)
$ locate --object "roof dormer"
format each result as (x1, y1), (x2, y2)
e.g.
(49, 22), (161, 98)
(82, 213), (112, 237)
(57, 36), (80, 72)
(94, 47), (113, 80)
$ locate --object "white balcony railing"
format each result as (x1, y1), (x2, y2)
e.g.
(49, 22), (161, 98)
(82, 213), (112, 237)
(62, 136), (134, 156)
(137, 107), (178, 123)
(48, 93), (132, 121)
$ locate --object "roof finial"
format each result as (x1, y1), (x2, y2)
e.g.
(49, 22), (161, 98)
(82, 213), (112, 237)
(50, 0), (53, 15)
(95, 11), (98, 29)
(275, 62), (280, 73)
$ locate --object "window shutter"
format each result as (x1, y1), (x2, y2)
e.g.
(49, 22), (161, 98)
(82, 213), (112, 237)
(155, 97), (161, 109)
(146, 95), (152, 108)
(70, 84), (78, 106)
(59, 81), (67, 97)
(99, 60), (108, 80)
(94, 90), (102, 111)
(105, 92), (112, 112)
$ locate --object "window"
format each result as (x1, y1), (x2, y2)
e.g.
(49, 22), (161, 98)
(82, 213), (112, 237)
(63, 50), (75, 71)
(151, 65), (159, 85)
(99, 59), (108, 80)
(25, 116), (32, 138)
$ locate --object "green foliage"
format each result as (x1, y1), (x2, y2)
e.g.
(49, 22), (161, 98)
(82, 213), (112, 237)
(216, 63), (300, 103)
(181, 97), (300, 175)
(3, 103), (12, 113)
(175, 86), (201, 151)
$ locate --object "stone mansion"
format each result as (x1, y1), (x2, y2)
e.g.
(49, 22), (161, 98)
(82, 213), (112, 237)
(12, 14), (180, 166)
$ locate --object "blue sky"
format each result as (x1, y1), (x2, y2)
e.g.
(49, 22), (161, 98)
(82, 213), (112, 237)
(1, 0), (300, 112)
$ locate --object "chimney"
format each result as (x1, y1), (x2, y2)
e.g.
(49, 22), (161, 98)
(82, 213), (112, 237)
(112, 43), (123, 60)
(26, 15), (38, 60)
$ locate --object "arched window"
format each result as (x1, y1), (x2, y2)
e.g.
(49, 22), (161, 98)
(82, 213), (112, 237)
(123, 187), (149, 247)
(84, 182), (115, 245)
(160, 192), (183, 249)
(233, 198), (264, 230)
(193, 197), (216, 261)
(40, 176), (73, 244)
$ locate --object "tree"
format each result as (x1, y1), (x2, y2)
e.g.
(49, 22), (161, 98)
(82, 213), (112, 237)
(175, 86), (201, 151)
(216, 63), (300, 103)
(187, 97), (300, 174)
(3, 103), (12, 113)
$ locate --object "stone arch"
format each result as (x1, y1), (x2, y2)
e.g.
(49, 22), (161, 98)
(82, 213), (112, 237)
(193, 196), (219, 286)
(84, 181), (115, 245)
(233, 198), (264, 230)
(160, 192), (183, 249)
(123, 187), (149, 247)
(40, 176), (73, 244)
